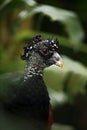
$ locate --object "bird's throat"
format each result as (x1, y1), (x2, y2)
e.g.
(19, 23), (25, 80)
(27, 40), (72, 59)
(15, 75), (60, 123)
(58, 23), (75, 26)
(23, 52), (46, 81)
(24, 61), (44, 81)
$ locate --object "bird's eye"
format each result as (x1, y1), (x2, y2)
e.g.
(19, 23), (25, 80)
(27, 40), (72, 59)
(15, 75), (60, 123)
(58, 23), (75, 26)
(40, 48), (48, 55)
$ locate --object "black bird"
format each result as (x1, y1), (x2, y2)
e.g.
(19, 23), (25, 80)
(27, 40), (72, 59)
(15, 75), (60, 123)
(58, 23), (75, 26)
(0, 35), (63, 130)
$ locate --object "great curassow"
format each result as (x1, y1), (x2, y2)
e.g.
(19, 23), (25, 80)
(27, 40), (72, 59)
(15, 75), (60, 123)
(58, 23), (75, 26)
(0, 35), (63, 130)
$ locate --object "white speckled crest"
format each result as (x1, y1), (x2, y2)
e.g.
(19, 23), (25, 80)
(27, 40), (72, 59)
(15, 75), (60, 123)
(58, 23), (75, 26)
(21, 35), (59, 61)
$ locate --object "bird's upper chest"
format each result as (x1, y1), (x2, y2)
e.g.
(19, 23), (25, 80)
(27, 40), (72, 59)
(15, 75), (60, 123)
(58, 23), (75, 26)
(2, 75), (50, 118)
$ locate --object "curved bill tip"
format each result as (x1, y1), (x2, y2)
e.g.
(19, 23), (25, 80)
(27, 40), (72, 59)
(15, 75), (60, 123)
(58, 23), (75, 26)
(55, 60), (63, 68)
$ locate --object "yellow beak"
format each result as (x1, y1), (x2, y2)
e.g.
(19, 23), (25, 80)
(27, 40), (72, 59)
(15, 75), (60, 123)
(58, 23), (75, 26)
(55, 60), (63, 68)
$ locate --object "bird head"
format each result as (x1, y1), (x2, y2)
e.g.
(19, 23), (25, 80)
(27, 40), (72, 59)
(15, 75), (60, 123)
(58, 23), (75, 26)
(21, 35), (63, 69)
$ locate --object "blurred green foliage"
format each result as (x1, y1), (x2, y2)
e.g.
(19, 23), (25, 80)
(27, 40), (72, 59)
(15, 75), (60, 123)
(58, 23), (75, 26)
(0, 0), (87, 130)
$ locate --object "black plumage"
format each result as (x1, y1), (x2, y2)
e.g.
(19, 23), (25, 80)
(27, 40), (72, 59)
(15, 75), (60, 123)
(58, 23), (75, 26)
(0, 35), (63, 130)
(2, 76), (49, 120)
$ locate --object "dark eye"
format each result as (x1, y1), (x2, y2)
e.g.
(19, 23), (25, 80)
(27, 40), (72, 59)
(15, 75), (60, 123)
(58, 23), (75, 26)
(40, 48), (48, 55)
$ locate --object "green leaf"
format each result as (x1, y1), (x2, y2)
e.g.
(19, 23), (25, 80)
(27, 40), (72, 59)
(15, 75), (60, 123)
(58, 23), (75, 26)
(22, 0), (36, 6)
(0, 0), (37, 23)
(48, 89), (68, 107)
(43, 65), (66, 91)
(62, 56), (87, 101)
(18, 5), (84, 49)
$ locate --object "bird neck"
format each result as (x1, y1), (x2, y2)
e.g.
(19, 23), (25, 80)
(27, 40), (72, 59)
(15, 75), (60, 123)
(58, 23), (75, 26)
(23, 52), (47, 81)
(23, 58), (46, 82)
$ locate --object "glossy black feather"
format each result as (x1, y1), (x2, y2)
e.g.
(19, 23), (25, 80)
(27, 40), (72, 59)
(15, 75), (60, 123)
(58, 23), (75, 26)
(0, 73), (49, 130)
(2, 75), (49, 119)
